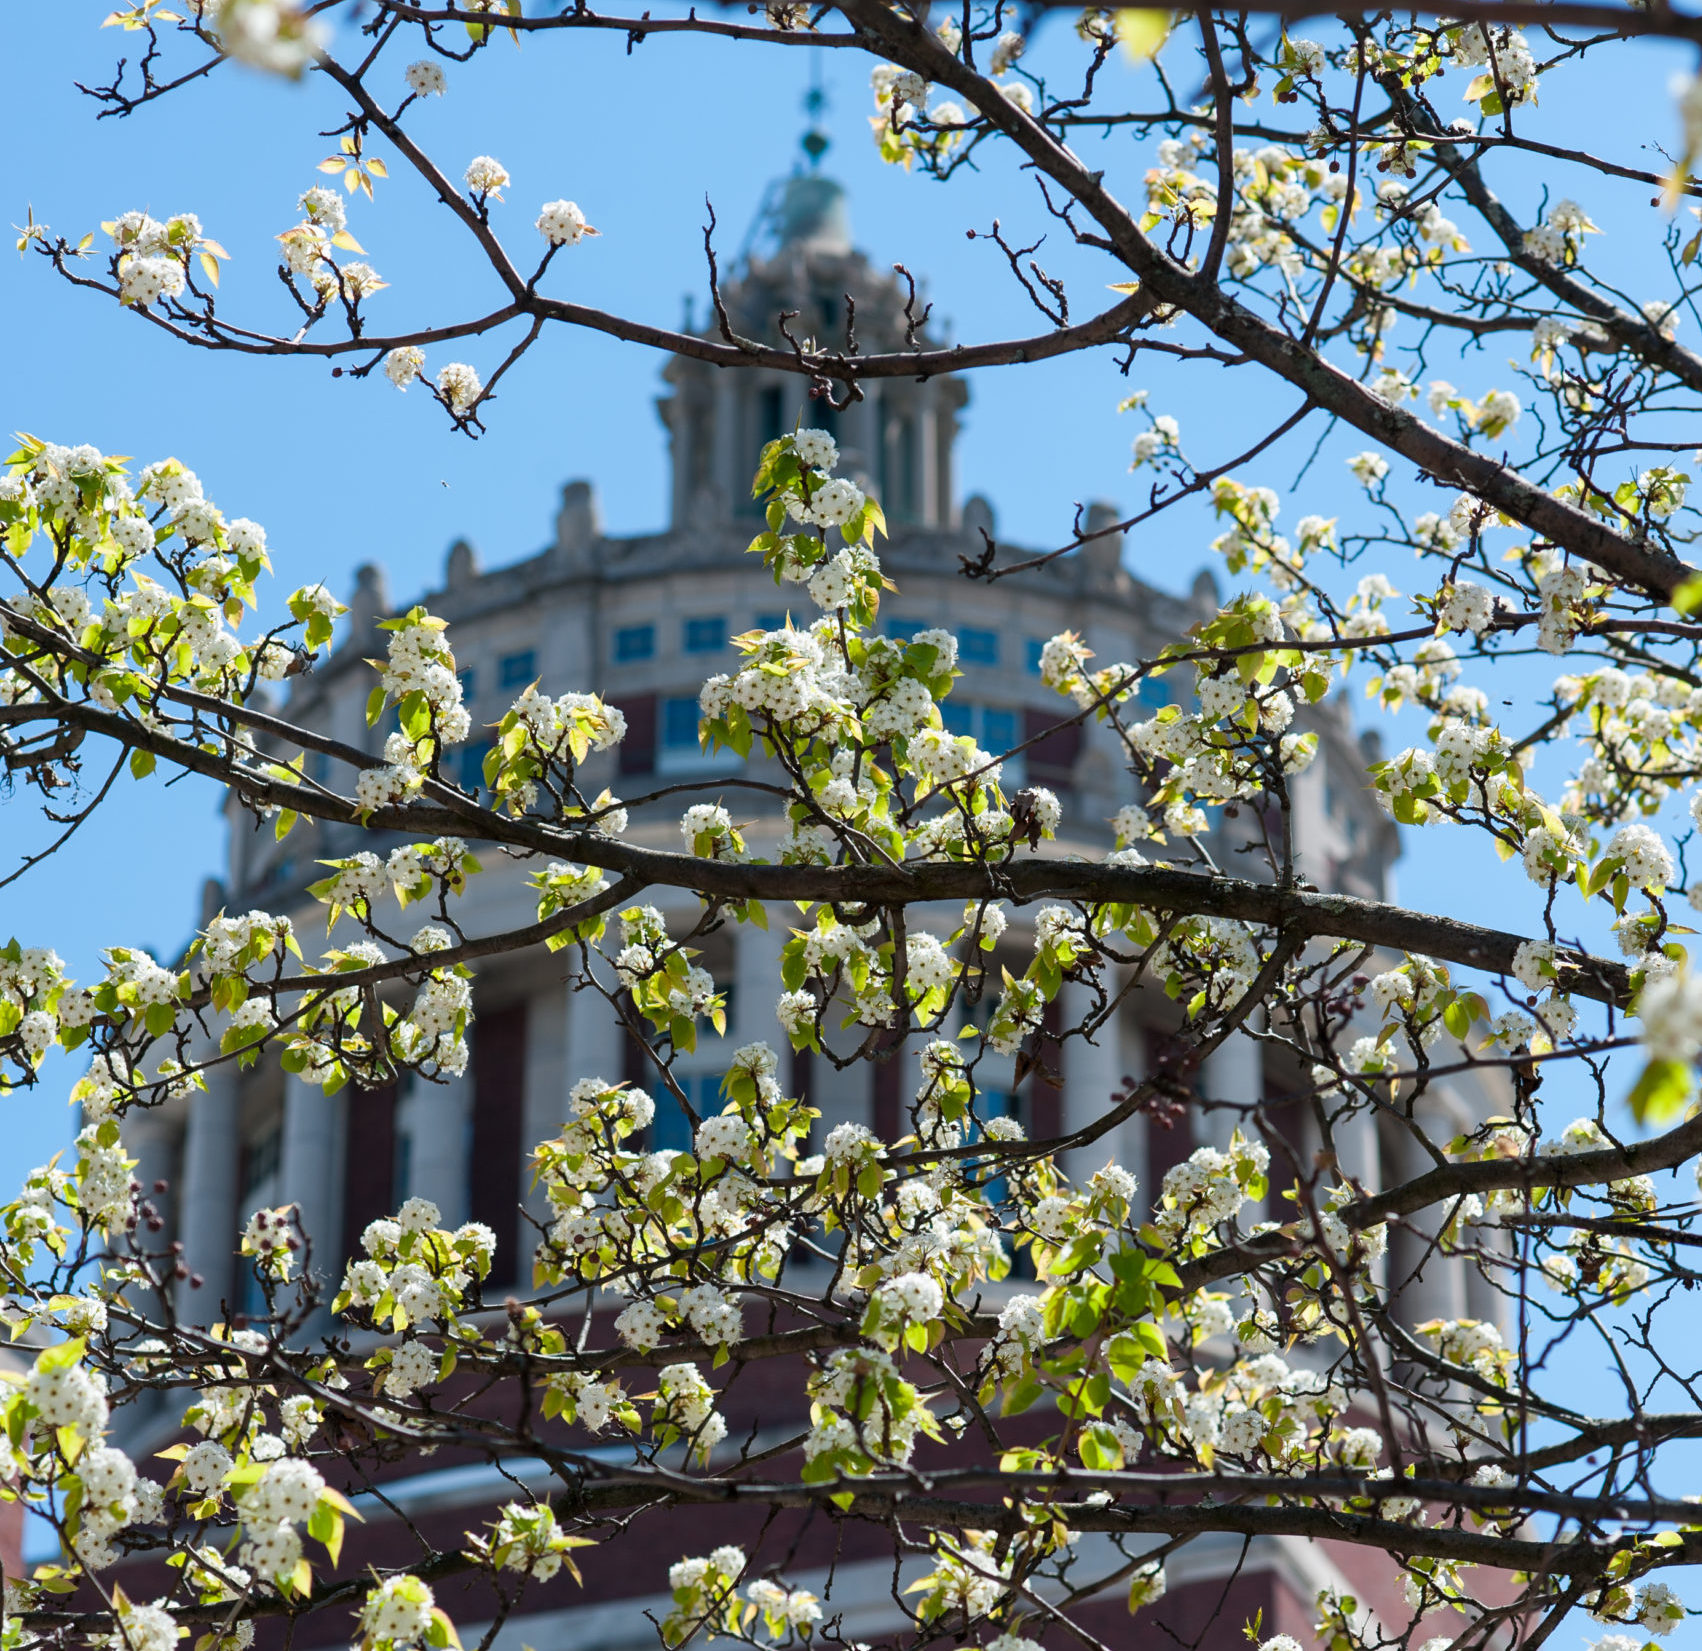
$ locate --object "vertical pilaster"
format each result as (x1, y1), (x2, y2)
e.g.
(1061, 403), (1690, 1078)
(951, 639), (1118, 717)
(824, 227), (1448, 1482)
(734, 926), (786, 1052)
(712, 377), (742, 513)
(914, 385), (939, 526)
(1061, 977), (1125, 1185)
(176, 1062), (241, 1320)
(1200, 1032), (1262, 1151)
(279, 1084), (339, 1294)
(566, 961), (627, 1093)
(522, 987), (568, 1233)
(403, 1070), (472, 1228)
(1388, 1096), (1468, 1326)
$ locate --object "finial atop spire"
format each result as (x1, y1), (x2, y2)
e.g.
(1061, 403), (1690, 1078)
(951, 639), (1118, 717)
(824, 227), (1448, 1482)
(801, 56), (830, 168)
(733, 62), (849, 257)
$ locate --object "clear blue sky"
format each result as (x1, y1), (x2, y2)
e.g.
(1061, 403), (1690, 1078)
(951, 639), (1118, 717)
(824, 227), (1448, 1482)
(1, 6), (1260, 1169)
(4, 10), (1701, 1588)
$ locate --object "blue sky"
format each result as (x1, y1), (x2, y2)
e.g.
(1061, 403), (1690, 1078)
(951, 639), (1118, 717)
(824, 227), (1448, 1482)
(0, 5), (1253, 1171)
(5, 8), (1702, 1605)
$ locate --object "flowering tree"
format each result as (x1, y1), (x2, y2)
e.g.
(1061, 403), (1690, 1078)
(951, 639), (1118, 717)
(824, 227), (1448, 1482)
(8, 4), (1702, 1651)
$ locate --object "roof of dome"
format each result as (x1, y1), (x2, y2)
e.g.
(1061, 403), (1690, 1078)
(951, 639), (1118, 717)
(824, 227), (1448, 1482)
(772, 171), (851, 255)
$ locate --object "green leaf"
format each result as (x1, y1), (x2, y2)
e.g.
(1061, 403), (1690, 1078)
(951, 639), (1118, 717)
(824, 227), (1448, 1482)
(1115, 10), (1171, 59)
(35, 1336), (86, 1375)
(1078, 1422), (1122, 1471)
(307, 1498), (343, 1566)
(1132, 1318), (1168, 1360)
(1628, 1058), (1691, 1125)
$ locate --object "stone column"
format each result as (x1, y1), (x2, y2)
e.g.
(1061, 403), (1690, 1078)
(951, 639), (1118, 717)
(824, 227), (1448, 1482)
(734, 925), (786, 1053)
(936, 387), (961, 530)
(1387, 1095), (1468, 1327)
(1329, 1093), (1381, 1197)
(280, 1085), (339, 1290)
(1115, 1015), (1151, 1221)
(566, 961), (627, 1093)
(1080, 614), (1135, 817)
(1326, 1089), (1384, 1288)
(914, 385), (940, 527)
(841, 382), (879, 491)
(176, 1063), (241, 1320)
(712, 377), (743, 511)
(669, 398), (696, 528)
(1200, 1031), (1262, 1151)
(403, 1069), (472, 1227)
(1061, 977), (1125, 1184)
(522, 987), (569, 1230)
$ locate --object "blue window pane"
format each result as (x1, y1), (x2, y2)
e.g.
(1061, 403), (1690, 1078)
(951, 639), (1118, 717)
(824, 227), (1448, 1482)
(651, 1092), (695, 1154)
(982, 708), (1018, 754)
(884, 617), (926, 641)
(940, 701), (973, 737)
(457, 668), (476, 702)
(977, 1091), (1021, 1205)
(498, 650), (536, 689)
(960, 628), (999, 666)
(652, 1074), (725, 1154)
(459, 740), (493, 794)
(394, 1132), (413, 1206)
(755, 613), (788, 633)
(1025, 638), (1045, 676)
(663, 696), (701, 748)
(614, 624), (655, 663)
(684, 616), (728, 654)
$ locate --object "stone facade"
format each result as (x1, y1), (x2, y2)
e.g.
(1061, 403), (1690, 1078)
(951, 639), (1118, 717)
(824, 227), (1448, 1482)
(115, 172), (1492, 1650)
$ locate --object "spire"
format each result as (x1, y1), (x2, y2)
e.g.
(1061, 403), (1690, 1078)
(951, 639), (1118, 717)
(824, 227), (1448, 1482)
(758, 63), (851, 255)
(802, 57), (829, 168)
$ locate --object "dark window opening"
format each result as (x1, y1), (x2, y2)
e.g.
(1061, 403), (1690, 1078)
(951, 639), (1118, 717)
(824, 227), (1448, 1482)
(1023, 707), (1083, 791)
(759, 385), (787, 449)
(470, 1003), (529, 1291)
(687, 410), (712, 494)
(1142, 1026), (1197, 1192)
(617, 694), (658, 777)
(340, 1084), (398, 1267)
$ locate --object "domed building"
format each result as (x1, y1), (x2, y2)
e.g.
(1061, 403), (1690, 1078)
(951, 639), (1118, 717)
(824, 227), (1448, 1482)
(115, 160), (1494, 1651)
